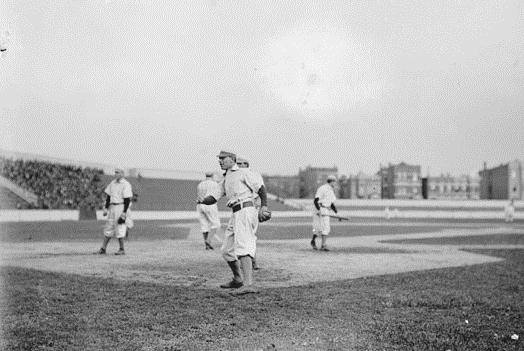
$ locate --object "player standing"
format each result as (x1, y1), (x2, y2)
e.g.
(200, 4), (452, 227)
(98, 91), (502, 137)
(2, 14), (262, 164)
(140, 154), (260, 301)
(504, 199), (515, 223)
(236, 157), (263, 270)
(98, 168), (133, 255)
(311, 175), (338, 251)
(196, 172), (221, 250)
(199, 151), (270, 294)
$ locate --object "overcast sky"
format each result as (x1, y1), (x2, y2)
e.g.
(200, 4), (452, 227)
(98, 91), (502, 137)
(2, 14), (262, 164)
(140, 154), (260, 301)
(1, 0), (523, 176)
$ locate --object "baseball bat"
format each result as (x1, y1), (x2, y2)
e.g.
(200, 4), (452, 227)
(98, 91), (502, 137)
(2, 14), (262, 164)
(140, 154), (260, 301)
(329, 214), (350, 221)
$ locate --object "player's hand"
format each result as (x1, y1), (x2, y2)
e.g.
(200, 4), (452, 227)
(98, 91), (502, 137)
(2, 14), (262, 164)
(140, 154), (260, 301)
(258, 206), (271, 222)
(102, 208), (108, 217)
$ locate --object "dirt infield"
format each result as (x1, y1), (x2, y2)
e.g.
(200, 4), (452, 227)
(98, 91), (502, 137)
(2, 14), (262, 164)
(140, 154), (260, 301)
(2, 219), (523, 290)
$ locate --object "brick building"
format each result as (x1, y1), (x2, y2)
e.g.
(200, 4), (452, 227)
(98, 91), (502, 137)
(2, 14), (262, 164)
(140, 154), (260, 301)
(298, 166), (338, 198)
(479, 160), (522, 200)
(423, 174), (480, 200)
(380, 162), (422, 199)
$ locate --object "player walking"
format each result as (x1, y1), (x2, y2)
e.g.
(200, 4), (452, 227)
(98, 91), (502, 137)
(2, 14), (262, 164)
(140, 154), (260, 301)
(196, 172), (221, 250)
(311, 175), (338, 251)
(98, 168), (133, 255)
(199, 151), (270, 294)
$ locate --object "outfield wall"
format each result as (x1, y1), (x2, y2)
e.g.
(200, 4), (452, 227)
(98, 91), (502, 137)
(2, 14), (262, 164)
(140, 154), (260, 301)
(1, 208), (523, 222)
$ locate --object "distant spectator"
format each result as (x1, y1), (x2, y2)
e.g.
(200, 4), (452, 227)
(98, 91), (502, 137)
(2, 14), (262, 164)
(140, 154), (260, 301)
(504, 199), (515, 223)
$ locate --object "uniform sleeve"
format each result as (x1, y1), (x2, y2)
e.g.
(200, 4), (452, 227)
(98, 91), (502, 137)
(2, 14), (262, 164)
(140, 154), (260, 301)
(213, 180), (225, 200)
(315, 186), (323, 199)
(122, 181), (133, 198)
(104, 183), (111, 196)
(243, 169), (263, 193)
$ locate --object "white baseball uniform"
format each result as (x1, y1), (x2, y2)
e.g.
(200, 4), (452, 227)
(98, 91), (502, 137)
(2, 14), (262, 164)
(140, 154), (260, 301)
(214, 164), (264, 261)
(313, 183), (337, 235)
(103, 178), (133, 238)
(196, 179), (221, 232)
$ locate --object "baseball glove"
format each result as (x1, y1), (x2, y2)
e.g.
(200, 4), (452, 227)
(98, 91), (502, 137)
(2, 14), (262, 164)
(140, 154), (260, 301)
(258, 207), (272, 223)
(117, 216), (126, 225)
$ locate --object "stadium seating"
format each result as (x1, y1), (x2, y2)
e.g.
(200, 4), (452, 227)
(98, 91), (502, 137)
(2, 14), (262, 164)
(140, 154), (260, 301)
(0, 157), (104, 210)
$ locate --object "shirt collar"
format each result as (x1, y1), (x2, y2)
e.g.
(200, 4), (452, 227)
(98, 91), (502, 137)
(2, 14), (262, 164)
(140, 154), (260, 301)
(225, 164), (240, 175)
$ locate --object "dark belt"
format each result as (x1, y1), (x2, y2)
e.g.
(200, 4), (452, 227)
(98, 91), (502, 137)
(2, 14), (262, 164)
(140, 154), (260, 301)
(110, 202), (123, 205)
(232, 201), (254, 213)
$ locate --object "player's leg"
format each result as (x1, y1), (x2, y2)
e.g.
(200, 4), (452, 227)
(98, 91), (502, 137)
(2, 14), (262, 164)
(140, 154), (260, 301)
(311, 212), (321, 249)
(114, 205), (126, 255)
(232, 208), (258, 294)
(100, 206), (117, 253)
(320, 215), (331, 251)
(220, 218), (243, 288)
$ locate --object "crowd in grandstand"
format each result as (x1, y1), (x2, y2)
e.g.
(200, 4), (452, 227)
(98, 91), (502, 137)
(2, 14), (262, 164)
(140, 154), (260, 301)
(0, 157), (105, 210)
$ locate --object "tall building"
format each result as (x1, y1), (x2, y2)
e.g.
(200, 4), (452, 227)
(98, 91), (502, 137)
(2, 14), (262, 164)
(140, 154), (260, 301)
(343, 172), (381, 199)
(380, 162), (422, 199)
(298, 166), (338, 198)
(423, 174), (480, 200)
(479, 160), (522, 200)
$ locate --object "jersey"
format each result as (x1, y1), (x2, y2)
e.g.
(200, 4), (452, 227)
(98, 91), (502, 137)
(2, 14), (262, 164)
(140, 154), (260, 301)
(217, 164), (264, 206)
(315, 183), (336, 208)
(104, 178), (133, 204)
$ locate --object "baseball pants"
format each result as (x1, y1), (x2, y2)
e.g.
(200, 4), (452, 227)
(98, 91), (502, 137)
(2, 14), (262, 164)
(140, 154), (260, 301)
(104, 204), (127, 238)
(221, 206), (258, 261)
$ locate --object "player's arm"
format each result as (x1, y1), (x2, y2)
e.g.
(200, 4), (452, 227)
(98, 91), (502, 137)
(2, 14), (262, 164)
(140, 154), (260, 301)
(257, 185), (267, 207)
(314, 197), (320, 210)
(200, 195), (217, 205)
(123, 197), (131, 213)
(104, 195), (110, 209)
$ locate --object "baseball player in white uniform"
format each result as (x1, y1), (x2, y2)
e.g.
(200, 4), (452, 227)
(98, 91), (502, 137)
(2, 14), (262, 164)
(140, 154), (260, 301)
(98, 168), (133, 255)
(199, 151), (269, 294)
(504, 199), (515, 223)
(237, 157), (263, 270)
(196, 172), (221, 250)
(311, 175), (338, 251)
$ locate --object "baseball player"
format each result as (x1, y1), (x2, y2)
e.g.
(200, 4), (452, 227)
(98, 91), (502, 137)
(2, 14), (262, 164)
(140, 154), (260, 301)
(98, 168), (133, 255)
(504, 199), (515, 223)
(199, 151), (270, 294)
(311, 175), (338, 251)
(196, 172), (221, 250)
(237, 157), (263, 270)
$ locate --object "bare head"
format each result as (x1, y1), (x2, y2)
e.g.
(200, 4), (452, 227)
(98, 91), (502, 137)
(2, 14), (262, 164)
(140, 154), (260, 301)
(114, 168), (124, 181)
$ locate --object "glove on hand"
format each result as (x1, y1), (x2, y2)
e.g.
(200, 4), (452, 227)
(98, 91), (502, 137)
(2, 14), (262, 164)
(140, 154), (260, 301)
(258, 206), (272, 223)
(117, 214), (126, 225)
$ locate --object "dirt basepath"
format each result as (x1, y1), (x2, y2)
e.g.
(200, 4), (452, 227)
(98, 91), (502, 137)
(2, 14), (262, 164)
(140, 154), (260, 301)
(1, 223), (522, 290)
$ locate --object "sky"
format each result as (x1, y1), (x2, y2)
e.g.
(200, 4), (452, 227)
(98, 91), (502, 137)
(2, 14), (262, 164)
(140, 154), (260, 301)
(1, 0), (523, 176)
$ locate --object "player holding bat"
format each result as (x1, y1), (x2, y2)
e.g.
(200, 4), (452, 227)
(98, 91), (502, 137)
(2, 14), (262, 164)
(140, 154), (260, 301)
(311, 175), (339, 251)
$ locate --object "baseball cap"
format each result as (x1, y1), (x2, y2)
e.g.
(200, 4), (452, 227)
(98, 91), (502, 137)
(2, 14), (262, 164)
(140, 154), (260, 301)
(327, 175), (337, 182)
(205, 171), (214, 177)
(236, 157), (249, 166)
(217, 150), (236, 159)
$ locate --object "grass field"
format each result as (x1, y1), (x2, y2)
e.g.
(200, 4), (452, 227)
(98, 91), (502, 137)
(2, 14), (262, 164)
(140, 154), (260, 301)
(1, 218), (523, 350)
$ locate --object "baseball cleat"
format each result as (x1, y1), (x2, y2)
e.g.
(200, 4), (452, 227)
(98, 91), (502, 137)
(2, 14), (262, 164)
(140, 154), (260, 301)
(97, 248), (106, 255)
(320, 246), (330, 252)
(219, 279), (243, 289)
(114, 249), (125, 255)
(205, 242), (214, 250)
